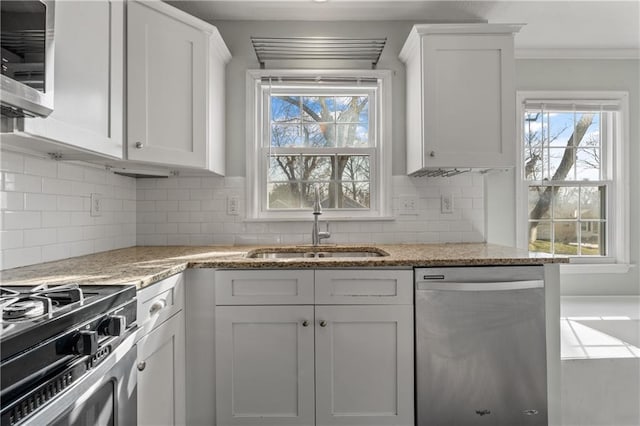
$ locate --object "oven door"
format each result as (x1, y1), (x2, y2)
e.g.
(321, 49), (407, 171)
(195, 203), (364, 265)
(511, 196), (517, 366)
(26, 333), (136, 426)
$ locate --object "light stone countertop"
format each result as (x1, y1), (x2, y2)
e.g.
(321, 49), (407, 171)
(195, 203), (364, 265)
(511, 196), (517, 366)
(0, 243), (567, 290)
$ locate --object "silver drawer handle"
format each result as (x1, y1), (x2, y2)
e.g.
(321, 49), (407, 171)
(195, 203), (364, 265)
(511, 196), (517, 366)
(135, 142), (144, 149)
(319, 320), (327, 327)
(302, 320), (309, 327)
(149, 299), (166, 316)
(137, 361), (146, 371)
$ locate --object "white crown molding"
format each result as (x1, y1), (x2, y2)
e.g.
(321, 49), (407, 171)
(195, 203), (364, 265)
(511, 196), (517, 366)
(515, 48), (640, 60)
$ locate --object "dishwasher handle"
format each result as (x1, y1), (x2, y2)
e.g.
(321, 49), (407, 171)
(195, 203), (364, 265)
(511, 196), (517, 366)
(416, 280), (544, 292)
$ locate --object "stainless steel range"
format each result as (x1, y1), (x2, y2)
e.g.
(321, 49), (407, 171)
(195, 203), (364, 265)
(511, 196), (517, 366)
(0, 284), (137, 426)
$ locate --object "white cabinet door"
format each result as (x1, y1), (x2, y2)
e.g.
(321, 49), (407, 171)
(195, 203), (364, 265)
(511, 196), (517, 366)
(315, 305), (414, 426)
(21, 0), (124, 158)
(127, 1), (207, 168)
(421, 34), (515, 169)
(216, 306), (315, 426)
(400, 24), (521, 174)
(137, 311), (186, 426)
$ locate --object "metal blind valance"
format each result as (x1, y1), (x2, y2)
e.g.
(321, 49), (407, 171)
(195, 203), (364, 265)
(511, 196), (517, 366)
(524, 99), (621, 112)
(251, 37), (386, 69)
(259, 76), (378, 87)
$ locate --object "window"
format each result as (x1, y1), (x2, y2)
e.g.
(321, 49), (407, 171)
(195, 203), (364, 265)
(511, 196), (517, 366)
(518, 92), (629, 262)
(247, 70), (392, 220)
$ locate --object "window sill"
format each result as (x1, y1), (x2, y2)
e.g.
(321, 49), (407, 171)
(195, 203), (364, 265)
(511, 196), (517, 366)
(560, 263), (634, 275)
(243, 216), (396, 223)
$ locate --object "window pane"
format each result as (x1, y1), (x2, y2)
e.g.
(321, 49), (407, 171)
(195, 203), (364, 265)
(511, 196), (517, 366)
(301, 156), (333, 180)
(580, 221), (604, 256)
(337, 155), (370, 181)
(302, 96), (334, 122)
(301, 182), (331, 208)
(528, 222), (552, 254)
(271, 124), (302, 147)
(269, 156), (300, 181)
(546, 111), (574, 147)
(554, 222), (578, 255)
(528, 186), (551, 219)
(271, 96), (301, 123)
(576, 148), (600, 180)
(268, 182), (300, 209)
(335, 96), (368, 123)
(547, 147), (575, 180)
(303, 123), (334, 147)
(553, 187), (579, 219)
(580, 186), (605, 220)
(339, 182), (370, 208)
(336, 123), (370, 147)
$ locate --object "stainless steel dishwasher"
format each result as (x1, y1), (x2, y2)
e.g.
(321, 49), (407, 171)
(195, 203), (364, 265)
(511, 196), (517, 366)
(415, 266), (547, 426)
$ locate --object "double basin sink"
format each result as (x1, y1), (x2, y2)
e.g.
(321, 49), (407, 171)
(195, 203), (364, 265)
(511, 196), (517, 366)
(246, 246), (390, 259)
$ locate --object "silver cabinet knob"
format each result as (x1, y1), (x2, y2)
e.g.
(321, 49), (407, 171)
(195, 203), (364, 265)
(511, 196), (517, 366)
(137, 361), (146, 371)
(302, 320), (309, 327)
(135, 142), (144, 149)
(429, 151), (435, 157)
(319, 320), (327, 327)
(149, 299), (166, 316)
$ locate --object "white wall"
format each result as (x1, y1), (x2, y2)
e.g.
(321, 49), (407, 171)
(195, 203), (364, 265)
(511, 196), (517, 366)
(0, 150), (137, 270)
(213, 20), (414, 176)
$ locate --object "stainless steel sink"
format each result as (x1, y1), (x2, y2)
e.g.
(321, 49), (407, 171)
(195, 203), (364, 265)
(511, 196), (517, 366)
(246, 247), (389, 259)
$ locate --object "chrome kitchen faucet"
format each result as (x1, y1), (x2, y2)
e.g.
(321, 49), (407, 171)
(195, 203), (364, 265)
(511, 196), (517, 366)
(311, 186), (330, 246)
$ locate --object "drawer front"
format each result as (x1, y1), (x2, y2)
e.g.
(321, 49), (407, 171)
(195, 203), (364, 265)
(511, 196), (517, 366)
(137, 272), (185, 338)
(215, 270), (314, 305)
(315, 270), (413, 305)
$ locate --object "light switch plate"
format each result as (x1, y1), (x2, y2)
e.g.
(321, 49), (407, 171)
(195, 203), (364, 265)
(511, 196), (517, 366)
(90, 193), (103, 217)
(398, 195), (418, 214)
(227, 196), (239, 215)
(441, 193), (454, 214)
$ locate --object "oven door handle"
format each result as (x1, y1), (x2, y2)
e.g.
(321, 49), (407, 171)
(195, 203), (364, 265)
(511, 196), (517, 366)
(24, 331), (137, 425)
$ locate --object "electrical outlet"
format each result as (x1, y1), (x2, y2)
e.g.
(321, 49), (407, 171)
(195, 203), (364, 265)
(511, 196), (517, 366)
(441, 193), (454, 214)
(227, 196), (239, 215)
(90, 193), (103, 217)
(399, 195), (418, 214)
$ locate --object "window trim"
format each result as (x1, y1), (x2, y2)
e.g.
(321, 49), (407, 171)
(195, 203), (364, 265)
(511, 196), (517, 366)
(516, 91), (630, 264)
(245, 69), (393, 221)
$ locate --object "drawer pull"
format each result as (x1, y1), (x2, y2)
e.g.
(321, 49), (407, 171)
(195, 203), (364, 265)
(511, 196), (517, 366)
(319, 320), (327, 327)
(302, 320), (309, 327)
(149, 299), (166, 316)
(137, 361), (146, 371)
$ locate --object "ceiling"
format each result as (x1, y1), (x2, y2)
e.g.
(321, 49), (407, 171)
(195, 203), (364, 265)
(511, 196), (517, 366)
(167, 1), (640, 50)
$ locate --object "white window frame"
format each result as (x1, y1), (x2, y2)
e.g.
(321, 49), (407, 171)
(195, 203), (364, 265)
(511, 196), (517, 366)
(246, 69), (392, 221)
(516, 91), (630, 266)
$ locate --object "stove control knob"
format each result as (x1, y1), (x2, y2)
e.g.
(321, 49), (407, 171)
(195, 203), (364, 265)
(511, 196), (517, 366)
(99, 315), (127, 337)
(72, 330), (98, 355)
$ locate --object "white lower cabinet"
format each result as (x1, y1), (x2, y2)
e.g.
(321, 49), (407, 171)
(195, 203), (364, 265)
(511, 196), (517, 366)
(315, 305), (413, 426)
(136, 274), (186, 426)
(215, 269), (414, 426)
(216, 306), (316, 426)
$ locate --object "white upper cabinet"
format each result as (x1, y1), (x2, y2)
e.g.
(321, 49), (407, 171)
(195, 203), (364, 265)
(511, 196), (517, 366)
(400, 24), (522, 174)
(19, 0), (124, 158)
(127, 0), (230, 173)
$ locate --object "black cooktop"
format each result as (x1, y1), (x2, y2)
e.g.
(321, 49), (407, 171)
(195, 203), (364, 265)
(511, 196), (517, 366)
(0, 285), (136, 362)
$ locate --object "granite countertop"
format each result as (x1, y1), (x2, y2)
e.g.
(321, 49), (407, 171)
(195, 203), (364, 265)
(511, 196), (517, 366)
(0, 243), (567, 290)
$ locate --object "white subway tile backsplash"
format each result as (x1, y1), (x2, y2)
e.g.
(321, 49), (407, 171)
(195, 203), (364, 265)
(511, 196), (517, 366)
(25, 193), (58, 211)
(136, 174), (486, 246)
(1, 151), (136, 270)
(1, 191), (24, 211)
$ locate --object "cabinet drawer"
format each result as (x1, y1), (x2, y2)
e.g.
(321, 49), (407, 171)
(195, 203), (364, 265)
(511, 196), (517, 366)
(215, 270), (314, 305)
(137, 273), (184, 338)
(315, 270), (413, 305)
